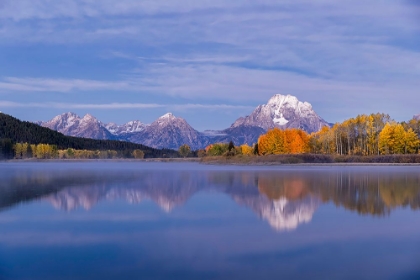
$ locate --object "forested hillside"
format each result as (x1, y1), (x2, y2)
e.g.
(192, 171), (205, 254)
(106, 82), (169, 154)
(0, 113), (178, 159)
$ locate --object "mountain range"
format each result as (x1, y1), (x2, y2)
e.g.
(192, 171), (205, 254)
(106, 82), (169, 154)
(38, 94), (330, 150)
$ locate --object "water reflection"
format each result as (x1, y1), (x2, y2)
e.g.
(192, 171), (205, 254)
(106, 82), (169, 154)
(1, 165), (420, 231)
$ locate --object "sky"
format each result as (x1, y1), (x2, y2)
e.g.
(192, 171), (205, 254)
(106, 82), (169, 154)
(0, 0), (419, 130)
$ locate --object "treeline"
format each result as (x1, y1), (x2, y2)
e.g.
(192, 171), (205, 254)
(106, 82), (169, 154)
(202, 142), (257, 157)
(311, 113), (420, 155)
(258, 113), (420, 156)
(0, 113), (178, 159)
(13, 142), (147, 159)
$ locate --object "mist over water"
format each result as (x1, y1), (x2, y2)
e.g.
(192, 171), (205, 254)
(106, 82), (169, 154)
(0, 162), (420, 279)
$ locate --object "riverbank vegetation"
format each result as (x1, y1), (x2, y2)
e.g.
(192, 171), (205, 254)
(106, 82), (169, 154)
(11, 142), (149, 160)
(199, 113), (420, 164)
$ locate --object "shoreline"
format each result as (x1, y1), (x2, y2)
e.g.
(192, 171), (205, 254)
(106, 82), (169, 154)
(1, 157), (420, 166)
(200, 161), (420, 166)
(1, 158), (201, 163)
(200, 154), (420, 166)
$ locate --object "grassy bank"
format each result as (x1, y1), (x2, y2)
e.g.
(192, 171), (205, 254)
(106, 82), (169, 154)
(201, 154), (420, 165)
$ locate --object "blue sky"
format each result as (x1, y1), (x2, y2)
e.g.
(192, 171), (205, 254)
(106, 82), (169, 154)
(0, 0), (419, 130)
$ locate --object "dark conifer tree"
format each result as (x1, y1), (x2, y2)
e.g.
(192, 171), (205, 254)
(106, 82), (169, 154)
(228, 141), (235, 152)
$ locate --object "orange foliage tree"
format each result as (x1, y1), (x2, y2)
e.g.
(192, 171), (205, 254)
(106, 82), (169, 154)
(258, 128), (310, 155)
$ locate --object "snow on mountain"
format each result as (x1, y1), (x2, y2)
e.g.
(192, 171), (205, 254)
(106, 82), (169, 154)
(105, 120), (147, 135)
(127, 113), (206, 150)
(231, 94), (329, 133)
(414, 114), (420, 121)
(40, 112), (115, 140)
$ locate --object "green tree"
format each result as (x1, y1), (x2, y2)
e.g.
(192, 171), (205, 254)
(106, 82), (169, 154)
(67, 148), (75, 158)
(179, 144), (191, 158)
(207, 143), (229, 156)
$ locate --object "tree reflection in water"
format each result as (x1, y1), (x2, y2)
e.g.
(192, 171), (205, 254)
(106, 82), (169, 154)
(1, 165), (420, 231)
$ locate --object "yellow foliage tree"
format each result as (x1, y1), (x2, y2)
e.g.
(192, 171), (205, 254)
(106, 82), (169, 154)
(379, 123), (419, 154)
(404, 128), (420, 154)
(133, 149), (145, 159)
(240, 144), (253, 155)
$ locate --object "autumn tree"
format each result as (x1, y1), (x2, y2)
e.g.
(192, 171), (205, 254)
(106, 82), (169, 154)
(240, 144), (253, 156)
(258, 128), (310, 155)
(378, 123), (419, 154)
(132, 149), (145, 159)
(14, 143), (23, 159)
(309, 126), (335, 154)
(404, 129), (420, 154)
(197, 149), (206, 157)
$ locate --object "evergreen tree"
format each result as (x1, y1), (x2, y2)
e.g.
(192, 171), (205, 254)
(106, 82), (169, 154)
(228, 141), (235, 152)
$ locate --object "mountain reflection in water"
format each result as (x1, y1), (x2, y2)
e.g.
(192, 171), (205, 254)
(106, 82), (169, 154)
(1, 164), (419, 232)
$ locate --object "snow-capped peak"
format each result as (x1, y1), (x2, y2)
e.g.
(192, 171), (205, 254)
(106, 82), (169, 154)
(159, 112), (176, 120)
(51, 112), (78, 122)
(231, 94), (329, 133)
(267, 94), (298, 107)
(40, 112), (114, 140)
(267, 94), (312, 112)
(155, 113), (179, 126)
(82, 114), (98, 122)
(105, 120), (147, 135)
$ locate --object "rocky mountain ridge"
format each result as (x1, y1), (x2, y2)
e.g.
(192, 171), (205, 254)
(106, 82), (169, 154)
(126, 113), (206, 150)
(40, 112), (116, 140)
(105, 120), (146, 135)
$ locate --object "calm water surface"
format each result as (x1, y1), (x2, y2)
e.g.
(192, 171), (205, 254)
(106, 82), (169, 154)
(0, 162), (419, 280)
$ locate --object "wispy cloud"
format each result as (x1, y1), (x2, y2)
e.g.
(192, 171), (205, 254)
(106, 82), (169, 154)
(0, 0), (419, 124)
(0, 77), (134, 92)
(0, 100), (253, 110)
